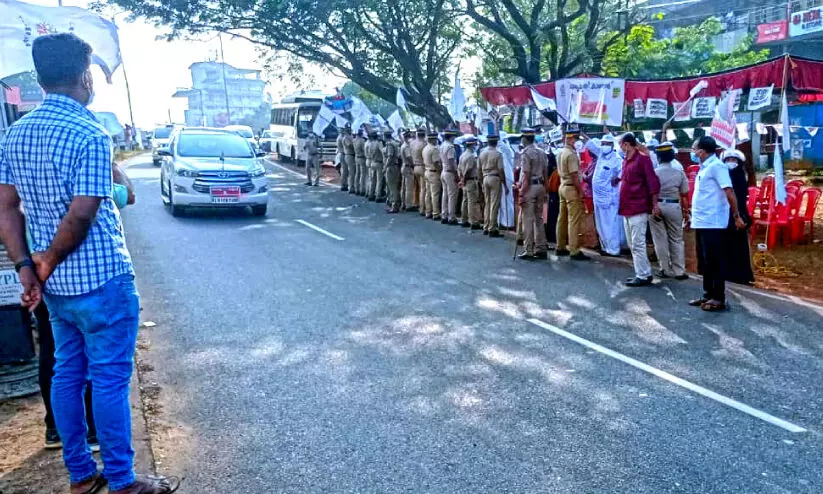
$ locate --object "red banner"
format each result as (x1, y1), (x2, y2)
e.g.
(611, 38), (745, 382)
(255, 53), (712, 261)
(757, 21), (788, 44)
(4, 86), (22, 106)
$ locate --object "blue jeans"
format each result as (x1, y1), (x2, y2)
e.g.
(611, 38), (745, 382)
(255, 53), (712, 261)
(44, 274), (140, 490)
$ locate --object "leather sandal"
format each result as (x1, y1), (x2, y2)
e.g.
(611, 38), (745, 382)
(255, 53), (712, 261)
(72, 473), (107, 494)
(688, 298), (708, 307)
(701, 300), (727, 312)
(111, 475), (181, 494)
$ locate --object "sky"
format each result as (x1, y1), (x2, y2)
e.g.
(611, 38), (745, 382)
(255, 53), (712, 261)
(23, 0), (346, 129)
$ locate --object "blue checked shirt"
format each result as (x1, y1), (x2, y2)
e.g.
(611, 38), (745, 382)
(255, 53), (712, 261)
(0, 94), (133, 296)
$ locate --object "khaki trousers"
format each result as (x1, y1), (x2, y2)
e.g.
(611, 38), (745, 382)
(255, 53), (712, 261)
(414, 166), (426, 212)
(441, 172), (459, 221)
(306, 155), (320, 184)
(461, 180), (482, 225)
(483, 176), (502, 232)
(558, 185), (584, 255)
(522, 185), (547, 254)
(375, 162), (386, 199)
(649, 202), (686, 277)
(386, 166), (402, 210)
(367, 161), (379, 199)
(401, 167), (415, 209)
(338, 152), (347, 187)
(425, 170), (441, 217)
(345, 155), (356, 191)
(356, 157), (367, 194)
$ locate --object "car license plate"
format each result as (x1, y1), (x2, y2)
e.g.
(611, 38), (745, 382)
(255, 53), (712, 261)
(210, 186), (241, 204)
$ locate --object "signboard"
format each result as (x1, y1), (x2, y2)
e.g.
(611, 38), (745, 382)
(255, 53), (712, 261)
(633, 99), (645, 119)
(720, 89), (742, 112)
(645, 99), (668, 119)
(555, 78), (626, 127)
(747, 85), (774, 111)
(710, 117), (736, 149)
(757, 21), (788, 44)
(790, 7), (823, 38)
(0, 269), (22, 306)
(691, 97), (716, 119)
(673, 101), (692, 122)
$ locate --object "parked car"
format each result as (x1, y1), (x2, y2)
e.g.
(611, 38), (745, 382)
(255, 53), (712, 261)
(152, 125), (175, 166)
(224, 125), (258, 151)
(258, 130), (274, 153)
(157, 127), (269, 217)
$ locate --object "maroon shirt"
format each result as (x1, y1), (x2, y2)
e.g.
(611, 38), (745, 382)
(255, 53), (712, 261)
(618, 151), (661, 217)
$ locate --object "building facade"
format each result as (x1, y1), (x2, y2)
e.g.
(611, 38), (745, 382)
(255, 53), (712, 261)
(173, 61), (268, 130)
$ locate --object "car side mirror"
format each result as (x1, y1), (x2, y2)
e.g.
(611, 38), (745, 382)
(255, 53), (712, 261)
(157, 147), (172, 157)
(256, 151), (267, 158)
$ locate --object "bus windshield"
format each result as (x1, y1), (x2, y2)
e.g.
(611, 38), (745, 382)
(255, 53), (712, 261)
(297, 108), (338, 139)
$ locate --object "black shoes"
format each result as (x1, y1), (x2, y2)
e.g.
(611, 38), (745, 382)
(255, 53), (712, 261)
(341, 186), (348, 192)
(570, 252), (590, 261)
(554, 249), (570, 256)
(489, 231), (502, 237)
(470, 224), (483, 230)
(460, 222), (471, 228)
(45, 429), (61, 450)
(674, 274), (689, 280)
(449, 219), (459, 225)
(534, 251), (548, 260)
(304, 181), (312, 186)
(518, 252), (536, 261)
(441, 218), (449, 224)
(624, 277), (653, 287)
(482, 230), (489, 235)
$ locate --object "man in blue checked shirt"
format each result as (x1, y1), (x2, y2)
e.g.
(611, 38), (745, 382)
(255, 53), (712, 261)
(0, 34), (178, 494)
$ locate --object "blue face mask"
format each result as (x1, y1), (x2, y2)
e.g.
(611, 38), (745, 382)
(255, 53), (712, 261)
(690, 151), (700, 163)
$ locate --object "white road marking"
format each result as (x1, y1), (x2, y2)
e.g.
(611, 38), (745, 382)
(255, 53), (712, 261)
(266, 159), (336, 188)
(527, 318), (807, 433)
(295, 219), (345, 241)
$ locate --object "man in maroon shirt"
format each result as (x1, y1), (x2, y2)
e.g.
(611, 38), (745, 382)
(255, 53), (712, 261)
(617, 133), (661, 287)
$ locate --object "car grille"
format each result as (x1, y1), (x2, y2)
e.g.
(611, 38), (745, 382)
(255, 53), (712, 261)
(192, 170), (255, 194)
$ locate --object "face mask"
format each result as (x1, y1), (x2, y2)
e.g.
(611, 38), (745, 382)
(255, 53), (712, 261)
(574, 141), (583, 152)
(725, 160), (738, 169)
(690, 151), (700, 163)
(600, 145), (613, 156)
(617, 148), (626, 159)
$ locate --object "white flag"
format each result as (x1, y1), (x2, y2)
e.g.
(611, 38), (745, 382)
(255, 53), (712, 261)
(530, 87), (556, 111)
(387, 110), (403, 131)
(396, 89), (407, 112)
(448, 73), (466, 122)
(334, 115), (348, 128)
(312, 104), (334, 136)
(0, 0), (122, 81)
(780, 90), (791, 149)
(774, 142), (787, 205)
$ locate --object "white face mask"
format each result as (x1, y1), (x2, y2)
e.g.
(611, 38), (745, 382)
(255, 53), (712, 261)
(600, 145), (613, 156)
(725, 160), (739, 169)
(574, 141), (583, 153)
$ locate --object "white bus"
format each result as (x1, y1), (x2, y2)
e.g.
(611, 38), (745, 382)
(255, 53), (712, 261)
(269, 100), (338, 164)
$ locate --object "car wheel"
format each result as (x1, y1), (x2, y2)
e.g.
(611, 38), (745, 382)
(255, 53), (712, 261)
(252, 205), (267, 217)
(160, 172), (167, 199)
(169, 181), (183, 217)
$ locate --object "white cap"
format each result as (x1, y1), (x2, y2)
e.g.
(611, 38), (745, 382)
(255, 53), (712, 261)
(601, 134), (615, 144)
(721, 149), (746, 162)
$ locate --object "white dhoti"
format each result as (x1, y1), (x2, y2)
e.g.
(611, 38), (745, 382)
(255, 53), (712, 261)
(497, 137), (516, 228)
(592, 151), (624, 255)
(594, 203), (623, 255)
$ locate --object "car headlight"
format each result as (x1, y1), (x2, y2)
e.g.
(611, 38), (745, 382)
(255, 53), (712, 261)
(176, 167), (198, 178)
(250, 166), (266, 178)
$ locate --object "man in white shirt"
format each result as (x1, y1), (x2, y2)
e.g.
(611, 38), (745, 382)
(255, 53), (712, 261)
(591, 135), (624, 256)
(688, 136), (746, 312)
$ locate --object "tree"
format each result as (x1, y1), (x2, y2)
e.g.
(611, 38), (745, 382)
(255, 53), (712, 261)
(601, 18), (771, 79)
(464, 0), (634, 86)
(107, 0), (462, 127)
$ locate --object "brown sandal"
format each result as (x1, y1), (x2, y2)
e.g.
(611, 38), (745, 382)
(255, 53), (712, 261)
(72, 473), (107, 494)
(700, 300), (727, 312)
(111, 474), (181, 494)
(688, 298), (708, 307)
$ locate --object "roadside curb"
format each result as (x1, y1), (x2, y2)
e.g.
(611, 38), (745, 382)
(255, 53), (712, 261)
(130, 365), (154, 474)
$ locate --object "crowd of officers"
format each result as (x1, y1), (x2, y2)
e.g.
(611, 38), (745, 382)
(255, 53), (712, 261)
(331, 126), (513, 237)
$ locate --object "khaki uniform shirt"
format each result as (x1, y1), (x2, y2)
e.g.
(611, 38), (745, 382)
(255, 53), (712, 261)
(368, 140), (384, 166)
(458, 150), (478, 179)
(655, 162), (689, 200)
(384, 140), (399, 166)
(400, 141), (413, 168)
(353, 136), (366, 159)
(439, 142), (457, 173)
(335, 135), (344, 155)
(304, 136), (319, 156)
(557, 144), (579, 186)
(411, 138), (426, 167)
(519, 144), (547, 186)
(423, 143), (441, 172)
(479, 147), (504, 178)
(343, 134), (355, 156)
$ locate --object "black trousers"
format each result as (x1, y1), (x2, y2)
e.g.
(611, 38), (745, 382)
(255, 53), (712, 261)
(545, 192), (560, 243)
(696, 229), (726, 303)
(35, 302), (96, 434)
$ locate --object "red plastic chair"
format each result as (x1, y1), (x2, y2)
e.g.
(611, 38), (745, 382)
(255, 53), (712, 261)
(686, 165), (700, 180)
(786, 179), (806, 189)
(746, 186), (759, 220)
(757, 176), (774, 220)
(786, 184), (801, 197)
(791, 188), (821, 243)
(754, 191), (799, 249)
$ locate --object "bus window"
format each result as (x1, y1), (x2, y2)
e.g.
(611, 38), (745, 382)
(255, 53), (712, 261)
(297, 109), (316, 138)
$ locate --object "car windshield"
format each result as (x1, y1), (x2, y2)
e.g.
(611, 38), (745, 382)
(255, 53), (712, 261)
(177, 133), (254, 158)
(233, 129), (254, 138)
(154, 127), (173, 139)
(262, 131), (271, 138)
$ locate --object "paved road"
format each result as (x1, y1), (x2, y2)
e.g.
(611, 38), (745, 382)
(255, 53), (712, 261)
(123, 154), (823, 493)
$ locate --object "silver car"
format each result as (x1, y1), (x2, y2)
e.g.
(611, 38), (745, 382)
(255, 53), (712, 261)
(158, 128), (269, 217)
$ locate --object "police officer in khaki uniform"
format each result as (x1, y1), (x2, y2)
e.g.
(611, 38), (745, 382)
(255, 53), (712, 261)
(365, 130), (384, 201)
(422, 132), (442, 220)
(303, 131), (321, 186)
(399, 130), (416, 211)
(410, 129), (427, 216)
(650, 142), (690, 279)
(458, 137), (482, 229)
(439, 129), (459, 225)
(353, 129), (367, 196)
(517, 128), (549, 259)
(479, 134), (508, 237)
(383, 129), (402, 213)
(336, 129), (346, 190)
(342, 126), (356, 193)
(556, 125), (588, 260)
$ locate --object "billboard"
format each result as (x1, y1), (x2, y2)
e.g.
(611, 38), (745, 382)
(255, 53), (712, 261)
(756, 21), (788, 44)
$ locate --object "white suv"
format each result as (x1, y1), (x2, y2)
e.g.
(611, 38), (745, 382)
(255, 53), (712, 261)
(158, 128), (269, 217)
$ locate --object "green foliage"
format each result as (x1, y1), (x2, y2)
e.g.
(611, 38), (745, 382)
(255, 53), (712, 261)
(601, 18), (771, 79)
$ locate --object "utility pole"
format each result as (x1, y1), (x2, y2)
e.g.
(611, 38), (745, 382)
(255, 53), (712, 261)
(111, 14), (138, 147)
(218, 33), (231, 125)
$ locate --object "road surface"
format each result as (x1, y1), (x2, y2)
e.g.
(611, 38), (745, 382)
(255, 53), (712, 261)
(122, 153), (823, 493)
